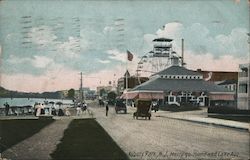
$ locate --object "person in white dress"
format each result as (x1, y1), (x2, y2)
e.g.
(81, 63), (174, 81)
(36, 103), (42, 117)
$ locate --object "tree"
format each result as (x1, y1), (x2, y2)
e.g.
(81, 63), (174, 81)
(68, 88), (75, 99)
(99, 89), (106, 97)
(107, 91), (117, 100)
(107, 91), (117, 105)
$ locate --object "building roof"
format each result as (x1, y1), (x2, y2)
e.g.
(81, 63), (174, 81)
(152, 65), (202, 76)
(132, 77), (229, 93)
(153, 38), (173, 42)
(124, 70), (130, 77)
(197, 70), (238, 81)
(217, 79), (237, 85)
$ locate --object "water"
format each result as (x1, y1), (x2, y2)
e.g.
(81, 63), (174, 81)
(0, 98), (74, 108)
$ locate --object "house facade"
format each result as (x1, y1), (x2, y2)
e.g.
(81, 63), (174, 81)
(237, 63), (250, 110)
(117, 70), (149, 96)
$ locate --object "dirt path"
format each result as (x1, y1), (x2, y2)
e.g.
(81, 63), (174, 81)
(91, 105), (249, 160)
(2, 118), (72, 160)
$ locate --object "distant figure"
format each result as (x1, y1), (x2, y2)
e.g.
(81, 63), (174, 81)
(52, 107), (57, 116)
(40, 104), (45, 115)
(36, 103), (42, 117)
(105, 102), (109, 117)
(76, 107), (82, 116)
(4, 102), (10, 116)
(58, 108), (64, 116)
(76, 104), (82, 116)
(34, 103), (38, 116)
(65, 108), (71, 116)
(99, 99), (104, 106)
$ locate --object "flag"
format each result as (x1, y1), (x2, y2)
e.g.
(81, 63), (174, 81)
(127, 50), (133, 61)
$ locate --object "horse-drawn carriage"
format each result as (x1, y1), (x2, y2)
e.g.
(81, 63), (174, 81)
(133, 99), (152, 120)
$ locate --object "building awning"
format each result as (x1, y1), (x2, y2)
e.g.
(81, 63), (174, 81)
(121, 90), (164, 100)
(209, 92), (235, 100)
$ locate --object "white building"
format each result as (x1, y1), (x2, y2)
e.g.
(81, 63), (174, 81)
(237, 63), (250, 110)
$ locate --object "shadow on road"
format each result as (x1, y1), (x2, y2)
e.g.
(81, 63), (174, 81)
(0, 119), (54, 153)
(50, 119), (129, 160)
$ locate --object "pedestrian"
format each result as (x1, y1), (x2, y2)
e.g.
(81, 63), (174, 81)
(105, 102), (109, 117)
(65, 107), (71, 116)
(52, 107), (57, 116)
(36, 103), (42, 117)
(4, 102), (10, 116)
(76, 103), (82, 116)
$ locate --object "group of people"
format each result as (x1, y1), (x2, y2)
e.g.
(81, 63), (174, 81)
(3, 100), (110, 117)
(34, 102), (70, 117)
(76, 102), (88, 116)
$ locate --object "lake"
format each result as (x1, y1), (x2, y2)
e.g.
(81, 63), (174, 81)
(0, 98), (74, 108)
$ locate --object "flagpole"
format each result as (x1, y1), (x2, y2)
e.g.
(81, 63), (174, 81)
(125, 50), (133, 107)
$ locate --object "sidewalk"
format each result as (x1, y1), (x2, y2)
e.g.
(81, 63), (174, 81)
(154, 108), (249, 131)
(1, 111), (94, 160)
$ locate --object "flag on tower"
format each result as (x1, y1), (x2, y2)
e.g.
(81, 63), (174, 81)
(127, 50), (133, 61)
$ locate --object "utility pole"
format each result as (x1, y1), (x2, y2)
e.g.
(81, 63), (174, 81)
(80, 72), (84, 105)
(181, 38), (185, 66)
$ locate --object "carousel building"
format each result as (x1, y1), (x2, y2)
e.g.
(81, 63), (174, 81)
(124, 61), (234, 107)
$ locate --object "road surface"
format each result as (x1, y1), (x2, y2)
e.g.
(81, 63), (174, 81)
(90, 103), (249, 160)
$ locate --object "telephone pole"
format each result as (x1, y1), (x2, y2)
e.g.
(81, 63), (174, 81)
(80, 72), (84, 104)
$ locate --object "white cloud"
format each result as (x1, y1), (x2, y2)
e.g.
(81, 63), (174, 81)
(155, 22), (248, 57)
(28, 26), (88, 58)
(1, 62), (125, 92)
(107, 49), (127, 62)
(1, 67), (80, 92)
(7, 55), (32, 64)
(97, 59), (111, 64)
(29, 25), (57, 46)
(103, 26), (113, 34)
(57, 36), (81, 58)
(214, 28), (249, 56)
(184, 50), (248, 72)
(2, 51), (141, 92)
(7, 55), (54, 69)
(32, 56), (53, 68)
(142, 22), (249, 72)
(156, 22), (184, 39)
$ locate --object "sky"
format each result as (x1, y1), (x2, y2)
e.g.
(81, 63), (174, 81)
(0, 0), (249, 92)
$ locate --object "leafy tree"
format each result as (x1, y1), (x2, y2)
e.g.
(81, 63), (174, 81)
(99, 89), (106, 97)
(68, 88), (75, 99)
(107, 91), (117, 100)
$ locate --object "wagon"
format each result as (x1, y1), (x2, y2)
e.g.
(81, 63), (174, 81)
(115, 99), (127, 114)
(133, 99), (152, 120)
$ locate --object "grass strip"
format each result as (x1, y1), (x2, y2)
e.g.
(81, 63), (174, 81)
(0, 119), (54, 152)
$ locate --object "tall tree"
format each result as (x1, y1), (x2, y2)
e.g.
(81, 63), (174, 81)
(107, 91), (117, 101)
(99, 89), (106, 97)
(68, 88), (75, 99)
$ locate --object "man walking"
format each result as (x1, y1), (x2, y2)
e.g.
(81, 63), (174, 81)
(105, 102), (109, 117)
(4, 102), (10, 116)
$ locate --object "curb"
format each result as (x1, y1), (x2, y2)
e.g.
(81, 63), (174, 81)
(156, 115), (249, 132)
